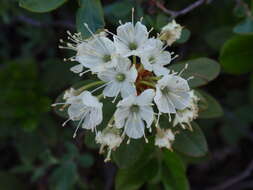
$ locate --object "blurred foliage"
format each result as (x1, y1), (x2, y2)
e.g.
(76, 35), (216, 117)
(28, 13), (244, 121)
(1, 0), (253, 189)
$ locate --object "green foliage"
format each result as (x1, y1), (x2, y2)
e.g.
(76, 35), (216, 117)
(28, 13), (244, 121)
(76, 0), (105, 38)
(0, 172), (27, 190)
(2, 0), (251, 189)
(19, 0), (67, 13)
(176, 28), (191, 44)
(78, 153), (94, 168)
(50, 161), (78, 190)
(173, 123), (208, 157)
(168, 57), (220, 88)
(197, 90), (223, 119)
(220, 34), (253, 74)
(115, 150), (158, 190)
(233, 17), (253, 34)
(113, 139), (146, 168)
(162, 151), (189, 190)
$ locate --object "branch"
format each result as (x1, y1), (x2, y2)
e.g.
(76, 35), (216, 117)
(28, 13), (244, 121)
(154, 0), (212, 18)
(207, 160), (253, 190)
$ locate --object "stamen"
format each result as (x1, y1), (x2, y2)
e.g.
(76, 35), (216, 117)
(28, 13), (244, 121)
(73, 113), (86, 138)
(104, 149), (112, 162)
(143, 132), (149, 143)
(171, 54), (179, 61)
(148, 27), (154, 34)
(132, 8), (135, 25)
(62, 118), (71, 127)
(178, 63), (188, 76)
(79, 69), (91, 77)
(104, 29), (129, 46)
(51, 103), (67, 107)
(187, 76), (194, 81)
(83, 23), (109, 53)
(168, 113), (171, 122)
(112, 89), (121, 103)
(156, 112), (161, 127)
(91, 81), (112, 94)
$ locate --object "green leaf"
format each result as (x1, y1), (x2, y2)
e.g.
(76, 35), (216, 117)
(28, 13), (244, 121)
(162, 150), (189, 190)
(78, 153), (94, 168)
(168, 57), (220, 88)
(104, 0), (133, 25)
(50, 161), (78, 190)
(76, 0), (105, 38)
(84, 131), (100, 149)
(220, 34), (253, 74)
(205, 26), (233, 51)
(176, 28), (191, 44)
(115, 157), (158, 190)
(53, 79), (97, 119)
(173, 122), (208, 157)
(41, 59), (79, 93)
(19, 0), (67, 13)
(196, 90), (223, 119)
(233, 17), (253, 34)
(15, 133), (46, 163)
(156, 14), (168, 30)
(112, 139), (145, 168)
(0, 172), (26, 190)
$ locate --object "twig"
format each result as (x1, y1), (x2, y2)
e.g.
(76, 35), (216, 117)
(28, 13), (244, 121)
(207, 160), (253, 190)
(153, 0), (211, 18)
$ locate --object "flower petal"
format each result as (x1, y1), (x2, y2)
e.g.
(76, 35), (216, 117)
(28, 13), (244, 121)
(125, 114), (145, 139)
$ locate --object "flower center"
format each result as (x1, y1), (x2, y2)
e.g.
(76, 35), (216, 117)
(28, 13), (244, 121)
(103, 55), (111, 62)
(161, 87), (170, 96)
(129, 42), (137, 50)
(130, 104), (139, 113)
(115, 73), (126, 82)
(149, 56), (155, 64)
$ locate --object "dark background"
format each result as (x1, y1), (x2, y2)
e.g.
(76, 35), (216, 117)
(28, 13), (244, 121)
(1, 0), (253, 189)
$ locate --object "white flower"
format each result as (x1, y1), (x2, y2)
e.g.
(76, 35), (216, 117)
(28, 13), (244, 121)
(70, 64), (84, 74)
(155, 128), (175, 150)
(76, 35), (117, 73)
(154, 74), (191, 116)
(63, 88), (78, 102)
(113, 21), (152, 57)
(160, 20), (183, 46)
(173, 90), (200, 130)
(96, 127), (123, 162)
(98, 56), (137, 98)
(67, 91), (103, 137)
(60, 31), (114, 75)
(114, 89), (155, 140)
(140, 38), (171, 76)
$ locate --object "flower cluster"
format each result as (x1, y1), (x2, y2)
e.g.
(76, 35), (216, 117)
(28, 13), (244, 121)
(53, 17), (200, 162)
